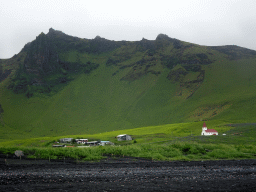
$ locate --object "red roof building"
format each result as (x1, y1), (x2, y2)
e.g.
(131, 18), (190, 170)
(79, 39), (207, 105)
(201, 122), (218, 136)
(205, 129), (218, 133)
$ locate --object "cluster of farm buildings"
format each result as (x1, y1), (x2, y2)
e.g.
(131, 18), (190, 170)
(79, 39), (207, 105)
(53, 134), (132, 147)
(53, 123), (219, 147)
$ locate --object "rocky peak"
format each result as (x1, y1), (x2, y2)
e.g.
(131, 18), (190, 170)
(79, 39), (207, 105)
(49, 27), (54, 33)
(47, 28), (66, 39)
(48, 28), (63, 34)
(23, 30), (60, 75)
(156, 34), (171, 41)
(94, 35), (102, 39)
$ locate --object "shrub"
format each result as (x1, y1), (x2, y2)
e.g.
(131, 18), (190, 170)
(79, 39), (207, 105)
(188, 144), (206, 154)
(0, 147), (18, 155)
(207, 148), (250, 159)
(159, 146), (182, 158)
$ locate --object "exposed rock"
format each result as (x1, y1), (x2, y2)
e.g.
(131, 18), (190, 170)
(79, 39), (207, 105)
(167, 67), (188, 82)
(156, 34), (182, 49)
(0, 67), (12, 82)
(24, 32), (60, 74)
(161, 56), (181, 69)
(136, 38), (156, 52)
(155, 33), (171, 41)
(89, 36), (126, 54)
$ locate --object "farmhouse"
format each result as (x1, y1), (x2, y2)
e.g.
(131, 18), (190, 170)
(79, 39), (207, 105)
(116, 134), (132, 141)
(85, 141), (100, 146)
(201, 122), (218, 136)
(75, 139), (88, 144)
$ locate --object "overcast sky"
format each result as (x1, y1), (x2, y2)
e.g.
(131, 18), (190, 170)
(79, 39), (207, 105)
(1, 0), (256, 58)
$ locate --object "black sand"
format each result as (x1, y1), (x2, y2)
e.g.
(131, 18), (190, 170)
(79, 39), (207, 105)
(1, 158), (256, 191)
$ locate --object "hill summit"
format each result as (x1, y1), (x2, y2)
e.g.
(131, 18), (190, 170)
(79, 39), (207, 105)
(0, 28), (256, 140)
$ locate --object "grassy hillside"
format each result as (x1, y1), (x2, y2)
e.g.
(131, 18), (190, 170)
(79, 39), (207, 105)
(0, 120), (236, 147)
(0, 29), (256, 141)
(1, 122), (256, 161)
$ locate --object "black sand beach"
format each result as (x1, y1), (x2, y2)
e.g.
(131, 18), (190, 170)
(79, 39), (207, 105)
(1, 158), (256, 191)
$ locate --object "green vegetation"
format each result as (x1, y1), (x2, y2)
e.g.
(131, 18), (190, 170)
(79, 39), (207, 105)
(0, 122), (255, 161)
(1, 142), (255, 162)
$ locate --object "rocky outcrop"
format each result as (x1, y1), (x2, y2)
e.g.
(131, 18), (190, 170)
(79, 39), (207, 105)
(0, 65), (12, 82)
(155, 34), (183, 49)
(136, 38), (156, 53)
(89, 36), (126, 54)
(24, 32), (60, 75)
(9, 28), (103, 95)
(167, 66), (188, 82)
(8, 30), (63, 94)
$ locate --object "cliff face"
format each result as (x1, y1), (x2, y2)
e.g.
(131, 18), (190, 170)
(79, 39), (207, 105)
(8, 30), (63, 94)
(0, 64), (12, 82)
(24, 32), (60, 75)
(8, 28), (102, 95)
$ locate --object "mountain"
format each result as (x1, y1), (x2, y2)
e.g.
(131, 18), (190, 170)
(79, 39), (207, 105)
(0, 28), (256, 140)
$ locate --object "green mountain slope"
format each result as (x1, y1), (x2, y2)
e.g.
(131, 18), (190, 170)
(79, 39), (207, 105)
(0, 28), (256, 140)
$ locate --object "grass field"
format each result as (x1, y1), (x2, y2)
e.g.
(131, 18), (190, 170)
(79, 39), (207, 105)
(0, 120), (230, 146)
(0, 122), (255, 161)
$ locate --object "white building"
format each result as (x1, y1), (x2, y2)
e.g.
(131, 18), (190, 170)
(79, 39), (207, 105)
(116, 134), (132, 141)
(99, 141), (114, 146)
(201, 122), (218, 136)
(75, 139), (88, 144)
(59, 138), (73, 143)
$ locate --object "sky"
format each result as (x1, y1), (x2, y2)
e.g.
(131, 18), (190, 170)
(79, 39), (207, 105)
(1, 0), (256, 58)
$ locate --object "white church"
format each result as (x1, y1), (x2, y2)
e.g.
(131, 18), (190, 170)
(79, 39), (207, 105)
(201, 122), (218, 136)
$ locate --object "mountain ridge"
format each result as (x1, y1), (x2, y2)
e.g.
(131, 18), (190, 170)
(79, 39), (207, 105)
(0, 28), (256, 140)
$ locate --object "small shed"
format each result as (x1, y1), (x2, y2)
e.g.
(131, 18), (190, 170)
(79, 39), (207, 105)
(99, 141), (114, 146)
(117, 134), (132, 141)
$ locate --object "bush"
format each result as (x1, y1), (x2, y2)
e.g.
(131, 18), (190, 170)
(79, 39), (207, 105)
(0, 147), (18, 155)
(159, 146), (182, 157)
(207, 148), (250, 159)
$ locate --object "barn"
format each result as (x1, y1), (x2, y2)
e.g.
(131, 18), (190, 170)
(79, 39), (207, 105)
(116, 134), (132, 141)
(201, 122), (218, 136)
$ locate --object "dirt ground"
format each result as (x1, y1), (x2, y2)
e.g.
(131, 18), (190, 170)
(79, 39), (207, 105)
(0, 157), (256, 192)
